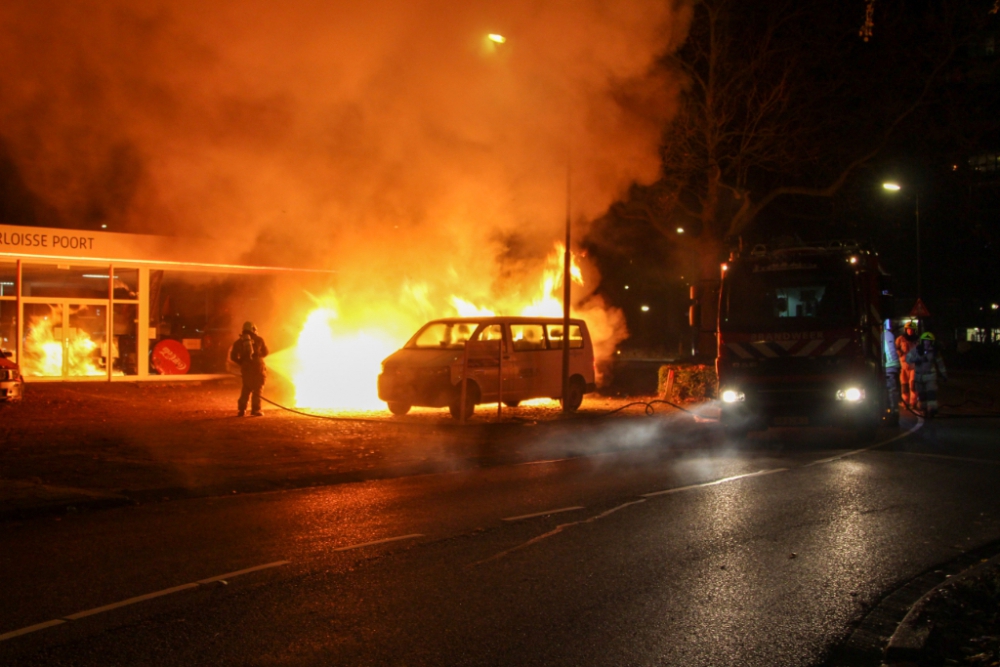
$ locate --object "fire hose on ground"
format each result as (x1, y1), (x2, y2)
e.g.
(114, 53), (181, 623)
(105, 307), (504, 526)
(229, 372), (698, 426)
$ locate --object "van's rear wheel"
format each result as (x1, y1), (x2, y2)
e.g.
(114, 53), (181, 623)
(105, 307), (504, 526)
(560, 377), (586, 412)
(449, 381), (479, 420)
(502, 399), (520, 408)
(387, 401), (411, 416)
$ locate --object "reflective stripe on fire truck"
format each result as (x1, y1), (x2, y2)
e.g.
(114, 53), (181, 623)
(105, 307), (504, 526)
(821, 338), (851, 355)
(751, 342), (780, 358)
(726, 338), (852, 359)
(796, 339), (824, 356)
(728, 343), (756, 359)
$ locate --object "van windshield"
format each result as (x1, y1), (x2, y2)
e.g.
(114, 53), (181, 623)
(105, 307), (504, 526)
(406, 322), (481, 349)
(721, 268), (855, 331)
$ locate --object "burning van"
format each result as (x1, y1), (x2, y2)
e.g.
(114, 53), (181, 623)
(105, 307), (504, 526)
(0, 349), (23, 401)
(378, 316), (596, 419)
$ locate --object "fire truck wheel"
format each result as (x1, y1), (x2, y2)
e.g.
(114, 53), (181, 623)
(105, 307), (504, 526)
(387, 401), (411, 416)
(449, 381), (479, 420)
(560, 377), (586, 412)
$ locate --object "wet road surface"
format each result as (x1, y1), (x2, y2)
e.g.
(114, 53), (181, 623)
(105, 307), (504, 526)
(3, 413), (1000, 666)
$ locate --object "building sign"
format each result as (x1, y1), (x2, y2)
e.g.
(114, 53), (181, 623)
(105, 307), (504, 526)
(0, 223), (246, 267)
(0, 230), (96, 251)
(151, 340), (191, 375)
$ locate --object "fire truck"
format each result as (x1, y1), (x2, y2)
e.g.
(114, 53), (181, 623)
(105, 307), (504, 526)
(715, 241), (892, 438)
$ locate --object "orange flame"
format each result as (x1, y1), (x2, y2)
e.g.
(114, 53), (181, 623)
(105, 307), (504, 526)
(275, 243), (616, 410)
(22, 315), (114, 377)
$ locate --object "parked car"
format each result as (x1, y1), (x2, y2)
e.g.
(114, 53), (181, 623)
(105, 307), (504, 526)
(378, 316), (596, 419)
(0, 349), (23, 401)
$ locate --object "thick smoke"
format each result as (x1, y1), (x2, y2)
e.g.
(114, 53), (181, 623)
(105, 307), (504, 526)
(1, 0), (690, 357)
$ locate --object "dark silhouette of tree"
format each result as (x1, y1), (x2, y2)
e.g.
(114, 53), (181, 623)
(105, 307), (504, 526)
(605, 0), (997, 276)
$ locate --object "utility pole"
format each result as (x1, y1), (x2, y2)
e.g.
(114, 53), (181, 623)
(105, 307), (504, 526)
(561, 161), (571, 413)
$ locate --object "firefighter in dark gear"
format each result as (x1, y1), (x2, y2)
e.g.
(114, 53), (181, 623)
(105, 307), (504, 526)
(905, 331), (947, 419)
(895, 322), (919, 409)
(230, 321), (269, 416)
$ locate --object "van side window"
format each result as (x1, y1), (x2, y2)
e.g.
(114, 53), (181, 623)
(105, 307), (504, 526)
(510, 324), (546, 351)
(545, 324), (583, 349)
(475, 324), (504, 342)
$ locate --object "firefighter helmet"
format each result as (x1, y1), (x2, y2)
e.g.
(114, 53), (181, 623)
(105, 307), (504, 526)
(242, 321), (256, 333)
(920, 331), (935, 341)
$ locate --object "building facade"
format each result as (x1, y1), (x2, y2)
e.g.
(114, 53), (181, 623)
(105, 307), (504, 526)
(1, 223), (325, 381)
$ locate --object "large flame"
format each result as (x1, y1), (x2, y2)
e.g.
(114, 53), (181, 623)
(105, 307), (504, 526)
(276, 244), (610, 411)
(22, 315), (114, 377)
(279, 304), (402, 410)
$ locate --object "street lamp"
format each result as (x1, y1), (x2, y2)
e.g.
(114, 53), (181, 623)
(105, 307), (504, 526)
(883, 181), (921, 302)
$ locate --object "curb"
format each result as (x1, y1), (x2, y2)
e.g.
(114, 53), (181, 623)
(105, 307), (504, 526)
(829, 539), (1000, 666)
(883, 551), (1000, 665)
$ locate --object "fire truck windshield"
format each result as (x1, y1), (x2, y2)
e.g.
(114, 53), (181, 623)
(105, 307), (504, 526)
(721, 268), (855, 331)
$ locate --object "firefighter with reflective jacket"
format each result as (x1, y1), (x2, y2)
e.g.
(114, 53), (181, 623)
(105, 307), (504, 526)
(230, 321), (269, 416)
(883, 319), (901, 422)
(905, 332), (947, 418)
(895, 322), (919, 409)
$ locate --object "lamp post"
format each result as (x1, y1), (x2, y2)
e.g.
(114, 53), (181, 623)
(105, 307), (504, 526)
(882, 182), (921, 302)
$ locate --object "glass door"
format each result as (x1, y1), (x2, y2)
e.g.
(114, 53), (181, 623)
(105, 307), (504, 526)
(21, 301), (109, 378)
(22, 303), (65, 377)
(66, 303), (108, 377)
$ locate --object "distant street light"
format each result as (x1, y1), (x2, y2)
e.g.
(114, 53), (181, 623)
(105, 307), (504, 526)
(640, 305), (650, 312)
(488, 34), (506, 44)
(676, 227), (685, 234)
(883, 181), (921, 303)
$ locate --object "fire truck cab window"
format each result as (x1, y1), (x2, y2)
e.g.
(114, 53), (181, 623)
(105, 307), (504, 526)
(409, 322), (479, 349)
(774, 287), (823, 318)
(723, 270), (853, 330)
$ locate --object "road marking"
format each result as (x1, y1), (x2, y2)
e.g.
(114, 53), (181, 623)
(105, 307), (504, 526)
(516, 458), (573, 466)
(0, 619), (65, 642)
(197, 560), (291, 584)
(641, 468), (787, 498)
(333, 534), (423, 552)
(64, 584), (200, 620)
(0, 560), (292, 643)
(502, 506), (585, 522)
(805, 418), (924, 466)
(476, 499), (647, 566)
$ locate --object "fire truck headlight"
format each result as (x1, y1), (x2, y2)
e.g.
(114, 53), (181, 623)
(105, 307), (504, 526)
(721, 389), (745, 403)
(836, 387), (865, 402)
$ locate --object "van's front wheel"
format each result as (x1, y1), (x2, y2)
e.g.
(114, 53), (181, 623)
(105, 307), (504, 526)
(560, 376), (586, 412)
(387, 401), (411, 416)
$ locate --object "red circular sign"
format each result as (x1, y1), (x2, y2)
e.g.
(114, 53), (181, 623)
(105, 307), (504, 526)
(152, 339), (191, 375)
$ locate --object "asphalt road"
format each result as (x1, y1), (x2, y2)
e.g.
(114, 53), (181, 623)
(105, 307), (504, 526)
(3, 413), (1000, 666)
